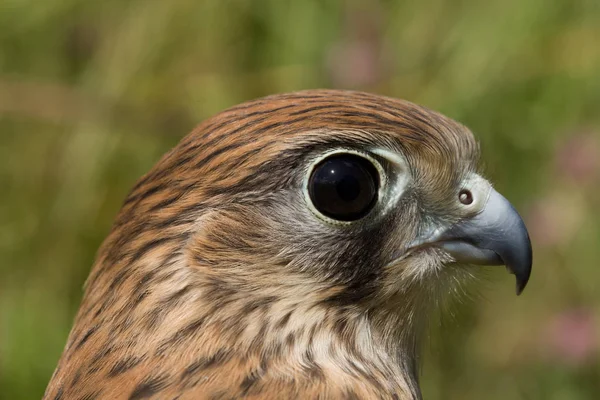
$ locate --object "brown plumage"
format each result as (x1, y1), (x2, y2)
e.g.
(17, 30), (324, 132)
(45, 90), (532, 399)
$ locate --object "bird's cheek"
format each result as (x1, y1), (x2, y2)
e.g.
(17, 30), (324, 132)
(379, 246), (453, 291)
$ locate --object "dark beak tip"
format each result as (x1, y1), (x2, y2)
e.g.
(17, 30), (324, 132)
(512, 246), (532, 296)
(502, 217), (533, 296)
(515, 276), (529, 296)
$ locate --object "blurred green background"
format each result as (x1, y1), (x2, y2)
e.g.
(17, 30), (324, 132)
(1, 0), (599, 398)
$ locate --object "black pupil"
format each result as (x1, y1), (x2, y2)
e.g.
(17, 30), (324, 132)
(308, 154), (379, 221)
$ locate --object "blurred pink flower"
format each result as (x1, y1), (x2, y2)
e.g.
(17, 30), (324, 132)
(328, 42), (383, 88)
(526, 193), (584, 248)
(556, 132), (600, 186)
(326, 3), (390, 88)
(545, 309), (597, 366)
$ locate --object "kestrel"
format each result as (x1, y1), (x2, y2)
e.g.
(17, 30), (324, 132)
(45, 90), (532, 400)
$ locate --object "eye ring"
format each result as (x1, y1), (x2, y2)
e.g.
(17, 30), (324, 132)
(304, 149), (384, 223)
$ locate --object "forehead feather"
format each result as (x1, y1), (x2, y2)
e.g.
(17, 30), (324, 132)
(188, 90), (478, 164)
(131, 90), (479, 206)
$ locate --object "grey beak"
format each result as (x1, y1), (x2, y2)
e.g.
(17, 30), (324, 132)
(435, 188), (533, 295)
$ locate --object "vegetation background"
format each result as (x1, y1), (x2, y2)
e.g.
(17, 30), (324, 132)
(1, 0), (599, 398)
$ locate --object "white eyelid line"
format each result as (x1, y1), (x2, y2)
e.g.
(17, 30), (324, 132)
(371, 148), (411, 215)
(460, 174), (492, 215)
(302, 147), (388, 225)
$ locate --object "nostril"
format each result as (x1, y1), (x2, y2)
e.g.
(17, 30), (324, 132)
(459, 189), (474, 205)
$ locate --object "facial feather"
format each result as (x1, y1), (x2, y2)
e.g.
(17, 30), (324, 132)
(45, 90), (527, 400)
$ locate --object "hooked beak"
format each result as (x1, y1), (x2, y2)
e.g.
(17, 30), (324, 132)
(419, 188), (533, 295)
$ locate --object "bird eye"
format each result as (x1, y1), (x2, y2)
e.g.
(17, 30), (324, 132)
(459, 189), (473, 205)
(308, 154), (379, 221)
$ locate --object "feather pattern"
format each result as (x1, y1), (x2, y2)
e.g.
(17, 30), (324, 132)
(45, 90), (481, 399)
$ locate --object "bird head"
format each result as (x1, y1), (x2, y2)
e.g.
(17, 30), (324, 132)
(48, 90), (533, 399)
(95, 90), (531, 327)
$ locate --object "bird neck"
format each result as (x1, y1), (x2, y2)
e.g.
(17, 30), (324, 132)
(166, 261), (424, 398)
(73, 245), (425, 399)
